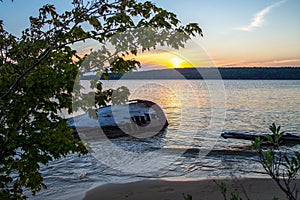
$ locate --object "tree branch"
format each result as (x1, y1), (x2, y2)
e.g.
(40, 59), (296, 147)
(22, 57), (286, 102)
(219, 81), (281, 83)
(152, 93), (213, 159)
(1, 47), (51, 100)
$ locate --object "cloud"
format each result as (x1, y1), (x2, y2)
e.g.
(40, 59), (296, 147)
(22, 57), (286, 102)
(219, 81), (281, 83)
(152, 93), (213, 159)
(217, 58), (300, 67)
(236, 0), (287, 32)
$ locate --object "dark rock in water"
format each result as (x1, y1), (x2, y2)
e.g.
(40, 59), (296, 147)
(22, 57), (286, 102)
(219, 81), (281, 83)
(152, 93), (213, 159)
(182, 148), (200, 157)
(207, 149), (258, 157)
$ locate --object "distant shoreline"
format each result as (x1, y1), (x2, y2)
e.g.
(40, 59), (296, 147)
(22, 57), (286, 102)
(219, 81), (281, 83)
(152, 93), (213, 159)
(83, 177), (300, 200)
(81, 67), (300, 80)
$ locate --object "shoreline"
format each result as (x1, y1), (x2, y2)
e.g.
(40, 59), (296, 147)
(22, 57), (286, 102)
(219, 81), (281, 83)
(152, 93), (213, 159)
(83, 177), (300, 200)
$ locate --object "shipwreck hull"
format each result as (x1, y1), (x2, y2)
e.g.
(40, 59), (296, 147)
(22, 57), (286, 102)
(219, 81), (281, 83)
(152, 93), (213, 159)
(69, 99), (168, 140)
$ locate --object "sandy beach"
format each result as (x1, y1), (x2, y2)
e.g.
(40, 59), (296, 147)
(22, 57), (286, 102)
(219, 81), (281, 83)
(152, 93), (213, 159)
(83, 177), (300, 200)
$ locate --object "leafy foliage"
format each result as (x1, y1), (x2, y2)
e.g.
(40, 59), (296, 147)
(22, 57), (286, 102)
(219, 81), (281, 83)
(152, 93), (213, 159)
(214, 181), (243, 200)
(0, 0), (202, 199)
(265, 123), (284, 147)
(253, 123), (300, 200)
(183, 193), (193, 200)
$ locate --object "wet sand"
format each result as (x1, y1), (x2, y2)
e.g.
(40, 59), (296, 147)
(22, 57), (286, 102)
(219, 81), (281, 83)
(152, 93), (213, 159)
(83, 177), (300, 200)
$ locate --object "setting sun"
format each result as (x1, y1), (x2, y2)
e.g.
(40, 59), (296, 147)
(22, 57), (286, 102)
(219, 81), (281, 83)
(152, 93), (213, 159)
(172, 57), (184, 68)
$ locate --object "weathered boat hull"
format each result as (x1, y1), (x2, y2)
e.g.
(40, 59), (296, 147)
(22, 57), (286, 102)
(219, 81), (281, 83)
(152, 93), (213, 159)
(69, 99), (168, 140)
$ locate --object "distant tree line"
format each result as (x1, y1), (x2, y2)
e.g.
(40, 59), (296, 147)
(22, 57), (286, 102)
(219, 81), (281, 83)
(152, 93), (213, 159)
(81, 67), (300, 80)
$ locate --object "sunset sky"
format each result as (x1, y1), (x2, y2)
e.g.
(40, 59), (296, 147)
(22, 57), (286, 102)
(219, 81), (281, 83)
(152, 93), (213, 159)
(0, 0), (299, 69)
(154, 0), (300, 68)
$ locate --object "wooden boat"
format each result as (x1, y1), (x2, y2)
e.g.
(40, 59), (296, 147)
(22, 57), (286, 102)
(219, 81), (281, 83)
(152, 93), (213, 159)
(221, 132), (300, 144)
(68, 99), (168, 140)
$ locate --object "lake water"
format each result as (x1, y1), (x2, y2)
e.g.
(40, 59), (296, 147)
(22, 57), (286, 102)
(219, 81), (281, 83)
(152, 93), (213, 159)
(30, 80), (300, 199)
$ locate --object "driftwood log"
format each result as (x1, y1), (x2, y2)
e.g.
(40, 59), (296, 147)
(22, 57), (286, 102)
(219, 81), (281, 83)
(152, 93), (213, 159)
(221, 132), (300, 145)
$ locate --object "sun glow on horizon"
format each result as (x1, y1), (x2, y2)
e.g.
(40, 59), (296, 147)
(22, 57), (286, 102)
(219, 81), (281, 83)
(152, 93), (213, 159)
(123, 51), (197, 69)
(171, 57), (184, 68)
